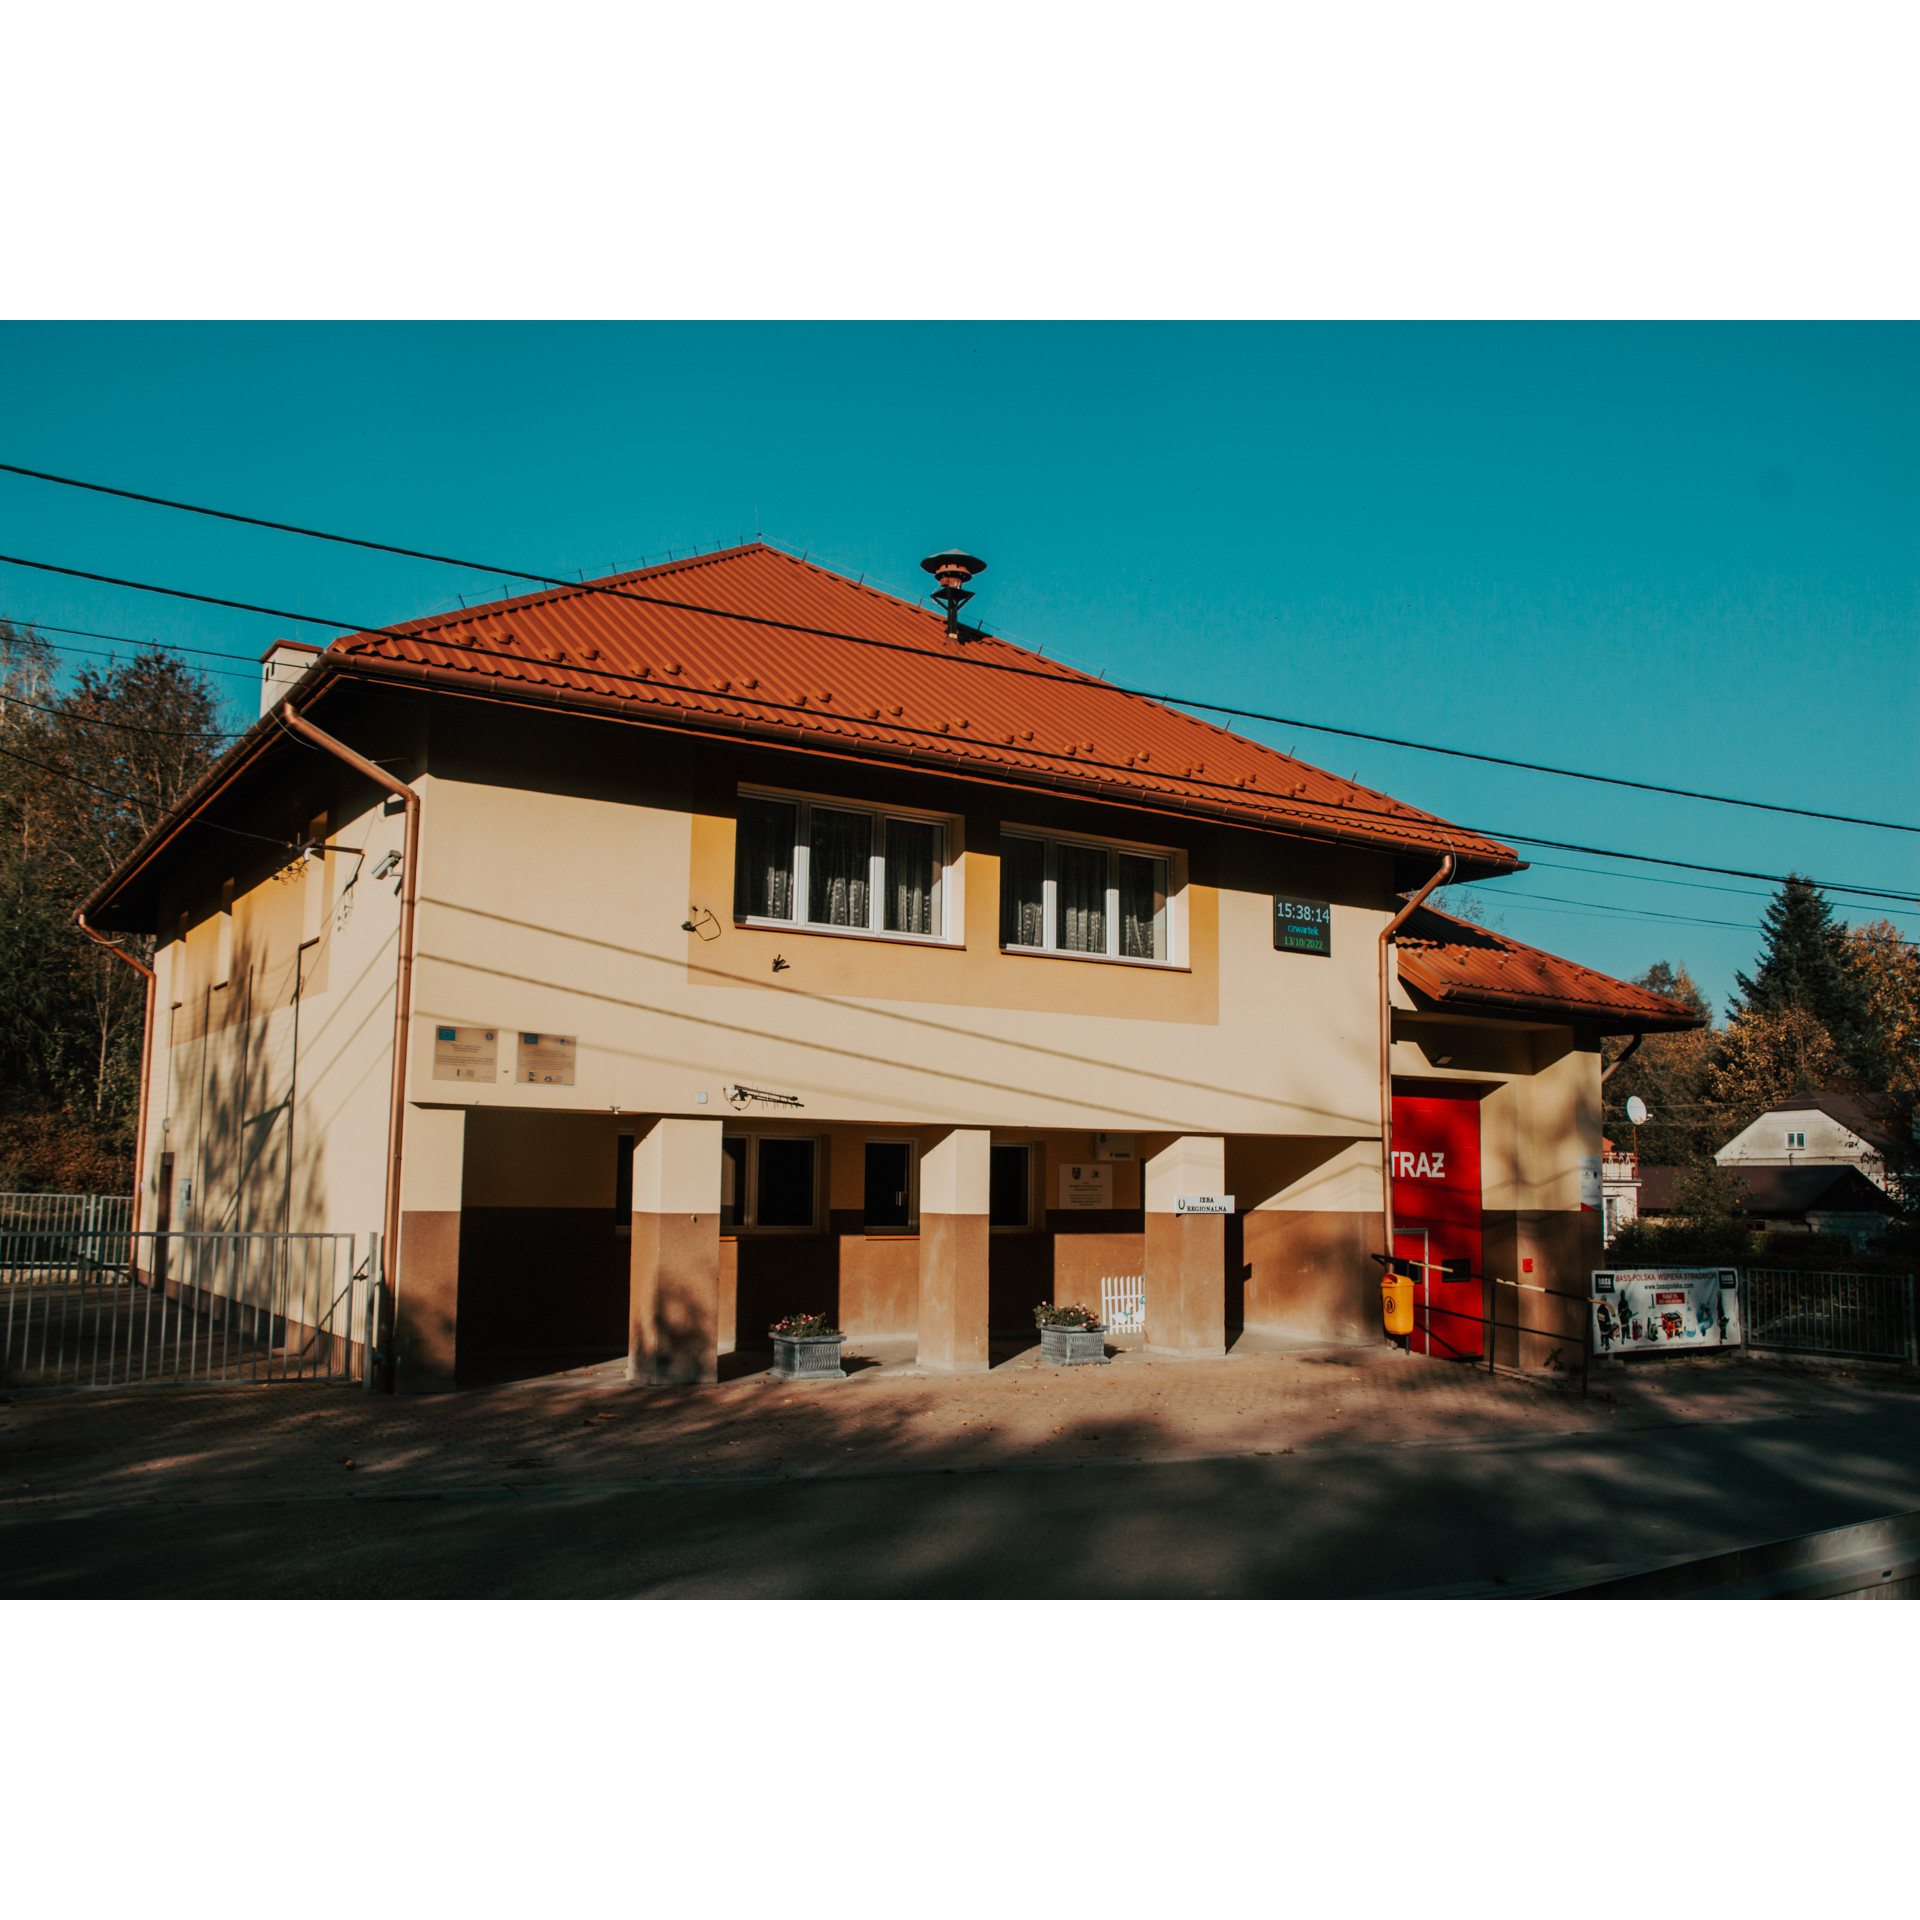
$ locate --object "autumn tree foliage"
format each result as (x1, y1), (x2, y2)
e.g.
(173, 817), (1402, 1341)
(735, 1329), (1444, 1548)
(0, 621), (226, 1188)
(1602, 961), (1720, 1165)
(1606, 891), (1920, 1172)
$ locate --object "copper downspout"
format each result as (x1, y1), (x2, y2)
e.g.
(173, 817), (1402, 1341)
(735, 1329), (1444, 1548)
(1379, 853), (1454, 1268)
(75, 913), (157, 1239)
(278, 704), (420, 1371)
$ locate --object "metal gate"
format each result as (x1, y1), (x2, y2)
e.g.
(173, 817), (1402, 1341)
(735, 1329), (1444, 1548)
(1743, 1269), (1916, 1365)
(0, 1191), (133, 1238)
(0, 1229), (383, 1389)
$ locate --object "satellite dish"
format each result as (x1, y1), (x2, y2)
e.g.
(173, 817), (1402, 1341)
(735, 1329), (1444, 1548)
(1626, 1096), (1650, 1126)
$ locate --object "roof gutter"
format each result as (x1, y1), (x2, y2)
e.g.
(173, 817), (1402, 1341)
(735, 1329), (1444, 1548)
(1380, 853), (1455, 1303)
(344, 653), (1517, 870)
(74, 914), (157, 1240)
(277, 701), (419, 1389)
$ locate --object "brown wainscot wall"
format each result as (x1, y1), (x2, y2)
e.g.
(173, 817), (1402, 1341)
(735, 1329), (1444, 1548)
(1482, 1209), (1603, 1374)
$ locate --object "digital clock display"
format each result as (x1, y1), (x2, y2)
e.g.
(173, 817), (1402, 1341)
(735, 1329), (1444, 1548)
(1273, 893), (1332, 957)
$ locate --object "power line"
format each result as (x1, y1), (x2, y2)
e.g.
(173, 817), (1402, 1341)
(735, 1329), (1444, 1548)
(1488, 829), (1918, 906)
(0, 739), (158, 806)
(30, 637), (260, 686)
(0, 690), (241, 738)
(2, 547), (1918, 908)
(4, 459), (1917, 836)
(1481, 894), (1759, 932)
(1, 611), (268, 671)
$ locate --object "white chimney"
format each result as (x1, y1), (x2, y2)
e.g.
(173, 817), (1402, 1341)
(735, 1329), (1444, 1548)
(259, 640), (323, 717)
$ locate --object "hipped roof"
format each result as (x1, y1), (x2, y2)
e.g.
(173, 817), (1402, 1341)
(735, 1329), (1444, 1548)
(320, 542), (1522, 873)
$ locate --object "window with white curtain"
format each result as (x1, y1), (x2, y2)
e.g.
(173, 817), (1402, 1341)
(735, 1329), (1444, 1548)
(1000, 830), (1175, 964)
(734, 789), (951, 941)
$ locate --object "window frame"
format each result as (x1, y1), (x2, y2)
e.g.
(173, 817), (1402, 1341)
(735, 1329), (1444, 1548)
(720, 1131), (825, 1235)
(734, 784), (959, 946)
(997, 825), (1186, 968)
(861, 1136), (920, 1235)
(1784, 1130), (1806, 1151)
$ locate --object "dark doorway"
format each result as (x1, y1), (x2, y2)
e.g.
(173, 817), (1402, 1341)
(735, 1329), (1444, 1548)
(865, 1141), (912, 1229)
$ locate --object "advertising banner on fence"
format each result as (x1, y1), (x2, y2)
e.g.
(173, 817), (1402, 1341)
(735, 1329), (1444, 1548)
(1591, 1268), (1741, 1354)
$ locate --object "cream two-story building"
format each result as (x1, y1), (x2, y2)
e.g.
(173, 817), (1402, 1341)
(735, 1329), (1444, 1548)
(81, 543), (1696, 1388)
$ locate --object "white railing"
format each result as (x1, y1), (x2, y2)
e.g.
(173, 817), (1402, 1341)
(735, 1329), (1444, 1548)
(1101, 1273), (1146, 1338)
(1, 1229), (382, 1388)
(0, 1192), (134, 1239)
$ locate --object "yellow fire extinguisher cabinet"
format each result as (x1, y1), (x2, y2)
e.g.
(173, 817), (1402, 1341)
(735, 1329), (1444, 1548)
(1381, 1276), (1415, 1337)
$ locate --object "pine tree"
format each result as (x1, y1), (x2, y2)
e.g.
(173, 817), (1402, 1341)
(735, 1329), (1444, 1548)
(1730, 875), (1880, 1081)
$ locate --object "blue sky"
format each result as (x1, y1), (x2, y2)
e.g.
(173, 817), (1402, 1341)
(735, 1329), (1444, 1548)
(2, 321), (1914, 1017)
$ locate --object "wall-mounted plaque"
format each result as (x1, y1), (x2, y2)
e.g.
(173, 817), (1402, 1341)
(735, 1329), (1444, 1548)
(1274, 893), (1332, 957)
(518, 1033), (577, 1086)
(433, 1026), (498, 1082)
(1058, 1163), (1112, 1210)
(1093, 1132), (1136, 1162)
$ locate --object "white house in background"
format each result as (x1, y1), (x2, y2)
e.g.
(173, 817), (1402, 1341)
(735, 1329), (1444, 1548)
(1599, 1137), (1639, 1246)
(1714, 1091), (1897, 1193)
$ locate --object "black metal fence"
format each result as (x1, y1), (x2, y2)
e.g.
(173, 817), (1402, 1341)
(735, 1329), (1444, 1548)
(1372, 1252), (1589, 1395)
(1742, 1269), (1916, 1365)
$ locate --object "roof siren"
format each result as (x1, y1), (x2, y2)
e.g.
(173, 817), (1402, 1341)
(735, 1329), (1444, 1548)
(920, 549), (987, 640)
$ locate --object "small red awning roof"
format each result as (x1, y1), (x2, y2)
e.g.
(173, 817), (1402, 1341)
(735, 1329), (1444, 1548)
(1395, 904), (1703, 1033)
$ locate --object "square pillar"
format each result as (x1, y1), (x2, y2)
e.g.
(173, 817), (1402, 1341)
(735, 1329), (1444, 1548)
(1144, 1134), (1228, 1359)
(917, 1127), (992, 1373)
(629, 1116), (723, 1385)
(395, 1104), (467, 1392)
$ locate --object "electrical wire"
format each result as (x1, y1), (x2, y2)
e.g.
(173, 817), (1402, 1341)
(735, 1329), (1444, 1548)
(1, 611), (267, 670)
(2, 547), (1918, 908)
(3, 459), (1916, 835)
(0, 738), (165, 805)
(30, 637), (259, 685)
(0, 690), (241, 738)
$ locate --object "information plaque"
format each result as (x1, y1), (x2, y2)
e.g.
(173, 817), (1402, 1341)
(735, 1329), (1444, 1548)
(1274, 894), (1332, 957)
(518, 1033), (577, 1086)
(1058, 1164), (1112, 1210)
(432, 1026), (498, 1082)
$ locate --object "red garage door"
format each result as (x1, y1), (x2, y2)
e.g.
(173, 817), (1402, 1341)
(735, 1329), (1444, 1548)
(1391, 1089), (1483, 1360)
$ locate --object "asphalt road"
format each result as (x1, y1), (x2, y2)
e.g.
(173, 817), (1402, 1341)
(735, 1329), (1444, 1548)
(4, 1397), (1917, 1597)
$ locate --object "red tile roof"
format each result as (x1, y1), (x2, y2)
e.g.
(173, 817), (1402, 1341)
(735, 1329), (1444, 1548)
(322, 542), (1522, 876)
(1395, 904), (1704, 1033)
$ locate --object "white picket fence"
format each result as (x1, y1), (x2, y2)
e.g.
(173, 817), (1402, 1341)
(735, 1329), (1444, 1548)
(1101, 1273), (1146, 1338)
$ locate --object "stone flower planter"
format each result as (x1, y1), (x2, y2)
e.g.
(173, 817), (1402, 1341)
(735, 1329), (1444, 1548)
(770, 1331), (848, 1381)
(1039, 1323), (1109, 1366)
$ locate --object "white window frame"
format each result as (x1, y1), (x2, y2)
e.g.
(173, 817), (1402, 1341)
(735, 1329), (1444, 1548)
(998, 825), (1186, 968)
(735, 784), (959, 945)
(1784, 1130), (1806, 1151)
(721, 1131), (824, 1235)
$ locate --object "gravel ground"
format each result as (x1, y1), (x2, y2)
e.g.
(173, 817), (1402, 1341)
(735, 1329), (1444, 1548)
(2, 1335), (1909, 1519)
